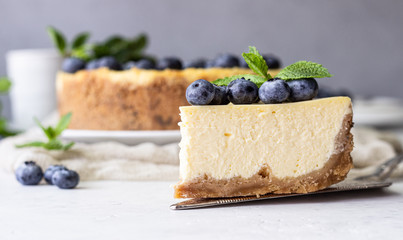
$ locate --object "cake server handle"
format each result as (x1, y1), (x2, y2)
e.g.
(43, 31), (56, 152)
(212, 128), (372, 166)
(354, 154), (403, 181)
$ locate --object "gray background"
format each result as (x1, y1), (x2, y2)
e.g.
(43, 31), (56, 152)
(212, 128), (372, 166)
(1, 0), (402, 98)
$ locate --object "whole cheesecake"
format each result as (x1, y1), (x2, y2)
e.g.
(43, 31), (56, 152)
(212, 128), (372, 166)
(57, 68), (281, 130)
(174, 97), (353, 198)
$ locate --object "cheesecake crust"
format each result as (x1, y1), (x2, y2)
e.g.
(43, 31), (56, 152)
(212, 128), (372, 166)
(174, 113), (354, 198)
(57, 68), (280, 130)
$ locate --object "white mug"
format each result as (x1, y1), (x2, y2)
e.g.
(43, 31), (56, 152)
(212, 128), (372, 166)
(6, 49), (62, 131)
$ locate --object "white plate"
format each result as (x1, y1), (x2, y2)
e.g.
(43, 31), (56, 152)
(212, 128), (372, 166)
(353, 97), (403, 127)
(61, 130), (181, 145)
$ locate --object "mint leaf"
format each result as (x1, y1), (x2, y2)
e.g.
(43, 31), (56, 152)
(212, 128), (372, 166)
(275, 61), (333, 80)
(34, 118), (53, 140)
(63, 142), (75, 151)
(18, 113), (74, 151)
(47, 26), (67, 56)
(213, 74), (267, 88)
(72, 32), (90, 50)
(242, 46), (270, 79)
(55, 112), (72, 137)
(0, 77), (11, 93)
(16, 141), (46, 148)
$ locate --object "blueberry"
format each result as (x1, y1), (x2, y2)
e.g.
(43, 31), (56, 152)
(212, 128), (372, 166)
(52, 169), (80, 189)
(226, 78), (259, 104)
(210, 85), (229, 105)
(98, 56), (122, 70)
(62, 57), (86, 73)
(157, 57), (182, 70)
(136, 59), (155, 69)
(239, 57), (249, 68)
(287, 78), (319, 102)
(263, 54), (282, 69)
(44, 165), (68, 185)
(214, 54), (239, 68)
(15, 161), (43, 185)
(184, 59), (206, 68)
(316, 87), (354, 99)
(259, 79), (291, 104)
(86, 59), (100, 70)
(205, 59), (216, 68)
(186, 79), (215, 105)
(123, 61), (137, 70)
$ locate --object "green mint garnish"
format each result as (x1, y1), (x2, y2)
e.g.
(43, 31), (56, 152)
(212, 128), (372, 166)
(16, 113), (75, 151)
(242, 46), (271, 80)
(71, 32), (90, 50)
(212, 46), (272, 86)
(275, 61), (332, 80)
(213, 74), (267, 88)
(47, 26), (67, 57)
(0, 77), (11, 93)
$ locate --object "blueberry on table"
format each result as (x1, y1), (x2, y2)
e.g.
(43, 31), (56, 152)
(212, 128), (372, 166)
(15, 161), (44, 185)
(136, 59), (155, 69)
(52, 169), (80, 189)
(157, 57), (182, 70)
(183, 59), (206, 69)
(259, 79), (291, 104)
(123, 61), (137, 70)
(86, 59), (100, 70)
(44, 165), (68, 185)
(287, 78), (319, 102)
(98, 56), (122, 70)
(62, 58), (86, 73)
(226, 78), (259, 104)
(210, 85), (229, 105)
(263, 54), (282, 69)
(214, 54), (240, 68)
(186, 79), (215, 105)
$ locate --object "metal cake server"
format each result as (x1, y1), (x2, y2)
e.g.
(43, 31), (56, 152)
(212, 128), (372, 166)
(170, 154), (403, 210)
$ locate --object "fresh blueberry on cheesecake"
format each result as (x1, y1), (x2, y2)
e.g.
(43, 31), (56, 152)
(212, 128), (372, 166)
(62, 57), (86, 73)
(136, 59), (155, 69)
(210, 85), (229, 105)
(157, 57), (183, 70)
(263, 54), (282, 69)
(226, 78), (259, 104)
(123, 61), (137, 70)
(259, 79), (291, 104)
(214, 54), (239, 68)
(239, 57), (249, 68)
(98, 56), (122, 70)
(15, 161), (44, 185)
(86, 59), (99, 70)
(186, 79), (215, 105)
(287, 78), (319, 102)
(184, 59), (206, 69)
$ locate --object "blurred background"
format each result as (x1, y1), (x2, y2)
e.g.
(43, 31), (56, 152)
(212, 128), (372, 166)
(1, 0), (402, 96)
(0, 0), (403, 130)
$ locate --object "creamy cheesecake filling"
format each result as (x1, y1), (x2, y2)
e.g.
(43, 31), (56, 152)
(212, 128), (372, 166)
(178, 97), (352, 182)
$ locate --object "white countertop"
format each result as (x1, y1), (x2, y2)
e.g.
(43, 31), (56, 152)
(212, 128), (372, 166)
(0, 173), (402, 240)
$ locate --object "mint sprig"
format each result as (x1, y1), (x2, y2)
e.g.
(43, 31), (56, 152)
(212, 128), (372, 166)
(0, 77), (11, 93)
(213, 74), (267, 88)
(275, 61), (332, 80)
(242, 46), (270, 79)
(47, 26), (91, 59)
(16, 113), (74, 151)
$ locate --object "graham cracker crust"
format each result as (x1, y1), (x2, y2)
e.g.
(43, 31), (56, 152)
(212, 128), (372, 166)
(57, 68), (279, 130)
(174, 113), (354, 198)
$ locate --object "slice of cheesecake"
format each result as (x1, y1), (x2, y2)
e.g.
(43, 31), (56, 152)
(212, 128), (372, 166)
(174, 97), (353, 198)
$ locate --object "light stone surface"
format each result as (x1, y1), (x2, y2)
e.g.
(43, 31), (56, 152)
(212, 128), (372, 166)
(0, 173), (402, 240)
